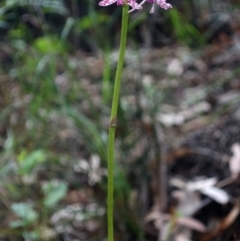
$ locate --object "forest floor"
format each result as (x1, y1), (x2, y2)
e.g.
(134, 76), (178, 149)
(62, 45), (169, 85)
(1, 7), (240, 241)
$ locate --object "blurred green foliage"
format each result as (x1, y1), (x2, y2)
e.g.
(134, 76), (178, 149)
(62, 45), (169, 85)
(0, 0), (239, 240)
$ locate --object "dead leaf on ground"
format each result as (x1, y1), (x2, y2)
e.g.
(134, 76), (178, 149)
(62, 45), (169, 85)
(201, 200), (240, 241)
(229, 143), (240, 177)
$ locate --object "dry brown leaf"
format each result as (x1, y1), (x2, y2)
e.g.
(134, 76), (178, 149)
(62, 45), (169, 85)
(177, 216), (207, 233)
(186, 178), (217, 191)
(145, 209), (207, 232)
(201, 200), (240, 240)
(186, 178), (229, 204)
(175, 232), (192, 241)
(218, 200), (240, 231)
(229, 143), (240, 177)
(176, 191), (202, 216)
(157, 102), (211, 127)
(200, 186), (229, 204)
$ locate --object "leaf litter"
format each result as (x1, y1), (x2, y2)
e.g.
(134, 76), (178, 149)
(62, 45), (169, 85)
(1, 3), (240, 241)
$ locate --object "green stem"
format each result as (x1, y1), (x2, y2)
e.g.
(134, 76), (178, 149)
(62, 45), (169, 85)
(108, 4), (129, 241)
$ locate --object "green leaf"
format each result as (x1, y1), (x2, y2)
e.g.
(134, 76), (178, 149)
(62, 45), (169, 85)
(75, 13), (108, 32)
(17, 150), (46, 175)
(63, 107), (107, 161)
(42, 180), (68, 208)
(5, 0), (67, 15)
(11, 202), (38, 226)
(33, 36), (64, 54)
(10, 220), (28, 228)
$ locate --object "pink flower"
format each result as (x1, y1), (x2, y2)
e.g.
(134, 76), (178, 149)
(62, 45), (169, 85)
(146, 0), (172, 13)
(99, 0), (142, 10)
(99, 0), (172, 13)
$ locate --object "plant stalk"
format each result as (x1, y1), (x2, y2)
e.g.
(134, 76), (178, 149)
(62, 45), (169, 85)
(108, 4), (129, 241)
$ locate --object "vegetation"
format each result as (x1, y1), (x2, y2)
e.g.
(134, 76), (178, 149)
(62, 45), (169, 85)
(0, 0), (240, 241)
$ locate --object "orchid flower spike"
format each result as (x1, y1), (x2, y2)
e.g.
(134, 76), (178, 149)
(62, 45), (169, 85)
(147, 0), (172, 13)
(99, 0), (142, 10)
(99, 0), (172, 13)
(129, 0), (172, 13)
